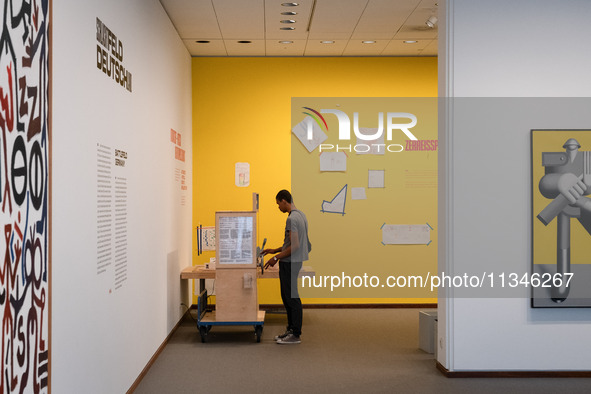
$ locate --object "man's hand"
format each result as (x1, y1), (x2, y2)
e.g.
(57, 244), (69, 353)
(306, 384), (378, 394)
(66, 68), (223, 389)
(264, 255), (278, 269)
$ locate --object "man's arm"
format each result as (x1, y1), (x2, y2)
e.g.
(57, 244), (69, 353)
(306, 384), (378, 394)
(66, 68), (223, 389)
(264, 247), (290, 269)
(264, 230), (299, 268)
(262, 247), (282, 255)
(290, 228), (300, 252)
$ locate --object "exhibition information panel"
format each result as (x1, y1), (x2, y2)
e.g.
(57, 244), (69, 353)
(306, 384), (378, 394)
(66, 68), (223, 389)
(218, 216), (254, 265)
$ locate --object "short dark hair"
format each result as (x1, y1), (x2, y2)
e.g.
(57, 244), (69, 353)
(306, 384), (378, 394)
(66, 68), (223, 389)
(276, 189), (292, 203)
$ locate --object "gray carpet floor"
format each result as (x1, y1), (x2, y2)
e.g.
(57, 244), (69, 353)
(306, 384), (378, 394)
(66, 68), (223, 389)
(133, 308), (591, 394)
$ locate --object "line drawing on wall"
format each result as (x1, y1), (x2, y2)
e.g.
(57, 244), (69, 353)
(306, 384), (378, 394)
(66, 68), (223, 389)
(321, 185), (347, 215)
(319, 152), (347, 172)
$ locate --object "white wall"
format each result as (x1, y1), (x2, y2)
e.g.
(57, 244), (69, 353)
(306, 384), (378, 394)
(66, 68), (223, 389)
(439, 0), (591, 370)
(52, 0), (192, 392)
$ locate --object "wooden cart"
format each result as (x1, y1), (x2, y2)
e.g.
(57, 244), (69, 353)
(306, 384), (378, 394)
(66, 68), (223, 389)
(196, 289), (265, 343)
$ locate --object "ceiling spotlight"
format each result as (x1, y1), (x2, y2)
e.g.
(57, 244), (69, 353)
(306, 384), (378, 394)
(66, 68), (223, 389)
(237, 40), (252, 44)
(321, 40), (335, 44)
(280, 20), (296, 23)
(403, 40), (418, 44)
(425, 15), (438, 28)
(362, 40), (376, 44)
(280, 27), (295, 30)
(195, 40), (210, 43)
(279, 41), (293, 44)
(281, 2), (299, 6)
(281, 11), (297, 15)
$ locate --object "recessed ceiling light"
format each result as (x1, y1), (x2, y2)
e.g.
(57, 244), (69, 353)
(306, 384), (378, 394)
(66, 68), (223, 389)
(362, 40), (376, 44)
(280, 27), (295, 30)
(195, 40), (210, 43)
(281, 11), (297, 15)
(279, 41), (293, 44)
(281, 2), (299, 6)
(403, 40), (418, 44)
(237, 40), (252, 44)
(321, 40), (335, 44)
(280, 20), (296, 24)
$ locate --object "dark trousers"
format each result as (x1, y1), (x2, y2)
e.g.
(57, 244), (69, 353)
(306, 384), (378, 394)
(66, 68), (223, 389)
(279, 261), (303, 336)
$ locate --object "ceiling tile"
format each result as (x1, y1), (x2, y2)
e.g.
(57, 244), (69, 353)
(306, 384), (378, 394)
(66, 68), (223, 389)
(183, 39), (228, 56)
(342, 39), (389, 56)
(420, 39), (438, 56)
(393, 26), (438, 40)
(266, 40), (307, 56)
(304, 40), (348, 56)
(381, 39), (429, 56)
(394, 0), (439, 39)
(350, 0), (422, 40)
(213, 0), (265, 40)
(224, 39), (266, 56)
(265, 0), (313, 40)
(160, 0), (222, 39)
(160, 0), (439, 57)
(308, 0), (369, 40)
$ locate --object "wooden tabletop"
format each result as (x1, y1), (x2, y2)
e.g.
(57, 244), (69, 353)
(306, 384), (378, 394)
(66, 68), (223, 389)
(180, 265), (315, 280)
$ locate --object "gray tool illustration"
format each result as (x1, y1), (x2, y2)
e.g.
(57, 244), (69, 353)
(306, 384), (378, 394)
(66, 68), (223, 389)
(537, 138), (591, 302)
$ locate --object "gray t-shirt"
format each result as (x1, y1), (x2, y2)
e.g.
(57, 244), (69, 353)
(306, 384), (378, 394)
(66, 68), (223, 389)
(281, 209), (309, 262)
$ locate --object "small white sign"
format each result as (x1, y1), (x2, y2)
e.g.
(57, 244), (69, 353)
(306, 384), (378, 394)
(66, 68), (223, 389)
(235, 162), (250, 187)
(382, 224), (430, 245)
(368, 170), (385, 188)
(351, 187), (367, 200)
(201, 227), (216, 251)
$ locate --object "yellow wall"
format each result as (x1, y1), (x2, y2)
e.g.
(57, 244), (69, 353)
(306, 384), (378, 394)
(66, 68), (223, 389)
(192, 57), (437, 304)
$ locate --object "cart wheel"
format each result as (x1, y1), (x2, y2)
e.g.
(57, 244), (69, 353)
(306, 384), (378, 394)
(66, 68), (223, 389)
(255, 326), (263, 343)
(199, 326), (208, 343)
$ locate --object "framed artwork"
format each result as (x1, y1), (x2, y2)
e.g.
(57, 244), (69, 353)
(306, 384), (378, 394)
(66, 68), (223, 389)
(532, 130), (591, 307)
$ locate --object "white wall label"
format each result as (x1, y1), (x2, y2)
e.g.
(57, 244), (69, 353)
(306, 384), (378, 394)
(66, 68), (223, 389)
(96, 143), (129, 291)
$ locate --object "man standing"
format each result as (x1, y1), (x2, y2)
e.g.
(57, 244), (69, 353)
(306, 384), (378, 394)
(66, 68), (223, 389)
(264, 190), (310, 344)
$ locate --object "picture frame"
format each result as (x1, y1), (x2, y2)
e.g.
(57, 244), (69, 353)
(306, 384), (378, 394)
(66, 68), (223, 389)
(531, 130), (591, 307)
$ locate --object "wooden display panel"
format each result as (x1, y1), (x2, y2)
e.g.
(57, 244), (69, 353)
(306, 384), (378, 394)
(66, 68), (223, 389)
(215, 268), (258, 321)
(215, 211), (257, 269)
